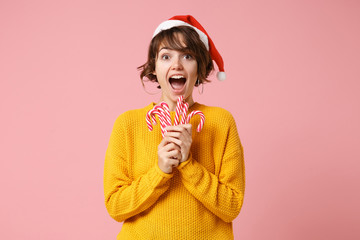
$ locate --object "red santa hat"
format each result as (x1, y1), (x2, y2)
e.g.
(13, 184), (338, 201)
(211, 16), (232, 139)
(153, 15), (226, 81)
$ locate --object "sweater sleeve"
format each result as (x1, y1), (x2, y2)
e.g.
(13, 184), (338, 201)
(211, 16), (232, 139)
(103, 115), (173, 222)
(177, 113), (245, 222)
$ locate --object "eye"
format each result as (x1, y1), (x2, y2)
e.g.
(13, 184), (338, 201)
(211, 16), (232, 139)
(183, 54), (193, 60)
(161, 54), (170, 60)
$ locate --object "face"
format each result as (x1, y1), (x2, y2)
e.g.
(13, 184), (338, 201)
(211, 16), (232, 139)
(153, 35), (198, 105)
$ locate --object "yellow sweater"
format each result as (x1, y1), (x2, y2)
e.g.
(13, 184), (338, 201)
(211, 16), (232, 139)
(104, 102), (245, 239)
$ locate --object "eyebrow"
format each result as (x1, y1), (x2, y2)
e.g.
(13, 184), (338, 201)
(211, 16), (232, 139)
(158, 46), (191, 53)
(158, 47), (172, 52)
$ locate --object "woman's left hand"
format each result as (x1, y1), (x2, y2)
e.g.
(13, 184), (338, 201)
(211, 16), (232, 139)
(164, 124), (192, 163)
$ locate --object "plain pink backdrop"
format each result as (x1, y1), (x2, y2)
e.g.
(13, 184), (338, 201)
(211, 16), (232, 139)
(1, 0), (359, 239)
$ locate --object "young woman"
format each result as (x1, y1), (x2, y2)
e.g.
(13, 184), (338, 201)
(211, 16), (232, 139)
(104, 15), (245, 239)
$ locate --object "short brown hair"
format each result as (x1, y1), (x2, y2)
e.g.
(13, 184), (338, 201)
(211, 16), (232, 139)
(138, 26), (214, 86)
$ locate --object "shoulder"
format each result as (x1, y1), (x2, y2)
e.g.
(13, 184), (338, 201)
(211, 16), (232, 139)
(113, 103), (152, 128)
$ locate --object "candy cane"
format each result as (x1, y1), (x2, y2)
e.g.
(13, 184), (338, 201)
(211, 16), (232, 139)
(180, 102), (189, 125)
(158, 103), (172, 126)
(146, 108), (167, 137)
(146, 108), (158, 131)
(156, 110), (169, 137)
(174, 96), (183, 126)
(154, 105), (172, 127)
(186, 110), (205, 132)
(146, 96), (205, 137)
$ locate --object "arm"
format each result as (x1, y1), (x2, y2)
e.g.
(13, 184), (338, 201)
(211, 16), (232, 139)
(177, 115), (245, 223)
(103, 116), (173, 222)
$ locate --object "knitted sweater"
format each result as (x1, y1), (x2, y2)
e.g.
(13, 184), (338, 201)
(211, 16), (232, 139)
(104, 102), (245, 240)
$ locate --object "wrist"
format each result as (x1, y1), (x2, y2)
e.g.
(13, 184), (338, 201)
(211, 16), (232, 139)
(181, 153), (190, 163)
(178, 152), (192, 168)
(156, 162), (174, 177)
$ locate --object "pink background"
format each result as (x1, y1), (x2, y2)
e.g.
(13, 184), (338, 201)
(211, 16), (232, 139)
(1, 0), (359, 239)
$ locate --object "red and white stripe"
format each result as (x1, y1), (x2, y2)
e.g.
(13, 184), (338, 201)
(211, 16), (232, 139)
(146, 96), (205, 137)
(174, 96), (183, 126)
(154, 105), (172, 127)
(180, 102), (189, 125)
(146, 108), (158, 131)
(146, 108), (167, 137)
(160, 102), (172, 125)
(186, 110), (205, 132)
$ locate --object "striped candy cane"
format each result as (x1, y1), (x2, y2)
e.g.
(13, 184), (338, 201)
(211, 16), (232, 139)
(146, 108), (158, 131)
(186, 110), (205, 132)
(180, 102), (189, 125)
(174, 96), (184, 126)
(159, 102), (172, 125)
(154, 105), (172, 127)
(146, 108), (167, 137)
(146, 96), (205, 137)
(158, 114), (168, 137)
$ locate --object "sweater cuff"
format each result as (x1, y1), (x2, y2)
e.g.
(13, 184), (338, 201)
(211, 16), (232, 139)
(145, 164), (174, 190)
(177, 152), (193, 170)
(154, 162), (174, 179)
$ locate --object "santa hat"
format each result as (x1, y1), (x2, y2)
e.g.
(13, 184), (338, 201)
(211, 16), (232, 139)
(153, 15), (226, 81)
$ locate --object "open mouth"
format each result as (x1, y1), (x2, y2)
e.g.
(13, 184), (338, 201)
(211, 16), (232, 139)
(169, 75), (186, 90)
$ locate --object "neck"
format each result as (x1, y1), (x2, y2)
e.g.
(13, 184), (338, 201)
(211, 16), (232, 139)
(158, 95), (195, 111)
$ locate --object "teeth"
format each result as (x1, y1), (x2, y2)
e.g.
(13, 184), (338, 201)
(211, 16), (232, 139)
(170, 75), (185, 79)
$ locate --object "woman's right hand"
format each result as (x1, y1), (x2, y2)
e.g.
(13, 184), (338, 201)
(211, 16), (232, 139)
(158, 137), (182, 174)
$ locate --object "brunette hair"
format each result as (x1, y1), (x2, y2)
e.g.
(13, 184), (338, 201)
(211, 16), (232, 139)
(138, 26), (214, 86)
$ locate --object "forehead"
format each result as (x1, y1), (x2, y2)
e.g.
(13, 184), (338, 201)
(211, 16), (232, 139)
(157, 32), (188, 52)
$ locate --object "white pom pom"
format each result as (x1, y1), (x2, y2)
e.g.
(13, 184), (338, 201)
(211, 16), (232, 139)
(217, 71), (226, 81)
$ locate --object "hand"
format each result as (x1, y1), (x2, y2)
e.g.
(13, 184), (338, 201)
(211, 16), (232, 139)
(158, 136), (182, 174)
(164, 124), (192, 163)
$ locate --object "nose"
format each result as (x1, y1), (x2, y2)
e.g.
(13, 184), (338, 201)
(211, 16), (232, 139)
(171, 56), (183, 70)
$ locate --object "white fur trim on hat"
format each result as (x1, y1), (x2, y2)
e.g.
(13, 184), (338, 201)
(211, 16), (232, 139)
(152, 20), (209, 50)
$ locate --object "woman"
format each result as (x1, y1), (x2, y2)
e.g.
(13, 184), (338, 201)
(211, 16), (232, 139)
(104, 15), (245, 239)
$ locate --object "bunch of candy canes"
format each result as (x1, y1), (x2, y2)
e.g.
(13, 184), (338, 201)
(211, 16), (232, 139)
(146, 96), (205, 137)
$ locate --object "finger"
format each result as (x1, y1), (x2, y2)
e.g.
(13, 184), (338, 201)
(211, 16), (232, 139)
(169, 149), (181, 158)
(166, 157), (180, 167)
(171, 130), (192, 143)
(165, 136), (182, 148)
(158, 137), (170, 148)
(164, 131), (181, 139)
(163, 142), (181, 152)
(176, 152), (182, 162)
(166, 124), (192, 132)
(165, 125), (186, 132)
(182, 124), (192, 134)
(173, 160), (180, 168)
(165, 125), (192, 139)
(159, 136), (177, 149)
